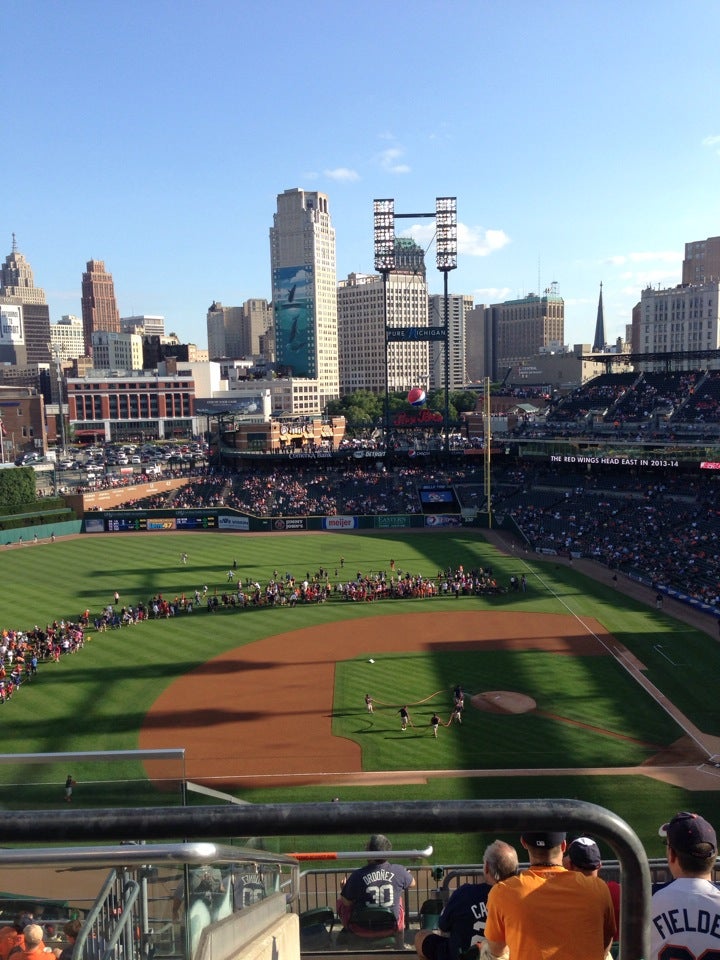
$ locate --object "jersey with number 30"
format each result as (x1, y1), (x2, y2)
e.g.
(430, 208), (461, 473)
(651, 876), (720, 960)
(341, 860), (414, 921)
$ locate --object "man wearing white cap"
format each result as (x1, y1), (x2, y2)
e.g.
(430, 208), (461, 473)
(651, 811), (720, 960)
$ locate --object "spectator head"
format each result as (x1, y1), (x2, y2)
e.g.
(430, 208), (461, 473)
(366, 834), (392, 862)
(23, 925), (44, 949)
(483, 840), (519, 884)
(660, 811), (717, 875)
(62, 920), (82, 941)
(14, 913), (33, 932)
(564, 837), (602, 874)
(520, 830), (567, 863)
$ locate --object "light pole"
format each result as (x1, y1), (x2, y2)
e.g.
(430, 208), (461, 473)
(49, 345), (67, 458)
(373, 200), (396, 449)
(435, 198), (458, 457)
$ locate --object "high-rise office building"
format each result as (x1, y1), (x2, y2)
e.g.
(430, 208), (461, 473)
(635, 279), (720, 368)
(270, 188), (339, 405)
(91, 331), (143, 370)
(337, 241), (430, 396)
(0, 236), (52, 365)
(428, 293), (473, 390)
(682, 236), (720, 285)
(81, 260), (121, 355)
(487, 287), (565, 378)
(206, 299), (271, 359)
(121, 315), (166, 338)
(50, 315), (85, 361)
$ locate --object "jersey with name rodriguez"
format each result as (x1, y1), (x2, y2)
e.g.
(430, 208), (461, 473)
(651, 876), (720, 959)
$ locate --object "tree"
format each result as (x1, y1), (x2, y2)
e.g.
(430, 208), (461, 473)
(0, 468), (36, 508)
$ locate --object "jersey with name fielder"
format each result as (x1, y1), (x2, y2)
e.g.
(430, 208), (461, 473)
(341, 860), (414, 920)
(651, 876), (720, 959)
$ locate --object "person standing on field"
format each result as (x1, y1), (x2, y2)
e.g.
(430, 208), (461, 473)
(64, 774), (77, 803)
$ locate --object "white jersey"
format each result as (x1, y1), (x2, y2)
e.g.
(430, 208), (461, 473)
(651, 876), (720, 959)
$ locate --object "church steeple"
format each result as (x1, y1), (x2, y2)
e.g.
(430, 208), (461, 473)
(592, 282), (605, 351)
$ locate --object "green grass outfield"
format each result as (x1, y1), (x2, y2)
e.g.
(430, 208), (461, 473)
(0, 529), (717, 862)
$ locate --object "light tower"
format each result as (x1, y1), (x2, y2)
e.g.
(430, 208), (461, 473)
(373, 196), (457, 453)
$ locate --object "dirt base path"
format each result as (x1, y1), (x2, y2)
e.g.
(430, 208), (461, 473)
(140, 606), (720, 793)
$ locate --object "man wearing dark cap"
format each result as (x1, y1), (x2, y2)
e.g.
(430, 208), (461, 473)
(483, 830), (615, 959)
(337, 834), (415, 948)
(564, 837), (620, 940)
(651, 811), (720, 960)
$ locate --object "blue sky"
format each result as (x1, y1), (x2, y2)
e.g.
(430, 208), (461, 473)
(5, 0), (720, 351)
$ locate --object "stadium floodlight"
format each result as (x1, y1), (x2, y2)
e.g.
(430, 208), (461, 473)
(435, 197), (457, 272)
(374, 199), (396, 273)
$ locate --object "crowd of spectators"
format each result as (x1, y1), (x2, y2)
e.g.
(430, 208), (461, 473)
(0, 619), (86, 704)
(128, 465), (485, 518)
(494, 466), (720, 607)
(540, 369), (720, 437)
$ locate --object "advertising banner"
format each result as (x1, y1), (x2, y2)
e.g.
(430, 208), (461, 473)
(322, 516), (357, 530)
(218, 515), (251, 531)
(375, 515), (411, 528)
(273, 265), (313, 377)
(425, 515), (461, 527)
(0, 305), (24, 344)
(147, 518), (177, 530)
(272, 517), (306, 531)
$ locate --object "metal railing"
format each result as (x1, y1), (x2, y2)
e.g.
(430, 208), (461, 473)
(0, 798), (651, 959)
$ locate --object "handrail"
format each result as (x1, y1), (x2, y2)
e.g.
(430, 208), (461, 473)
(0, 797), (651, 960)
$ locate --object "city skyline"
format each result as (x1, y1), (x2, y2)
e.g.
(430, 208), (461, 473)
(5, 0), (720, 351)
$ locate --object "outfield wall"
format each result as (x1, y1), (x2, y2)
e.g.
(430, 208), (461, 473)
(83, 508), (465, 533)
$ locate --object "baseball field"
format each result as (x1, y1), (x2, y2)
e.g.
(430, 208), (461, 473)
(1, 527), (718, 863)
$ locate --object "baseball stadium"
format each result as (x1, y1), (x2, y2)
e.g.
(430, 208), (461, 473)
(1, 369), (720, 960)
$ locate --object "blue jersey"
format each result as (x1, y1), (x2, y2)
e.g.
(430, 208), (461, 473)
(341, 860), (413, 920)
(439, 882), (493, 957)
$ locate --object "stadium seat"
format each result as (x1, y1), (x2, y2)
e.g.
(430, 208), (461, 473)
(299, 907), (335, 948)
(419, 898), (444, 928)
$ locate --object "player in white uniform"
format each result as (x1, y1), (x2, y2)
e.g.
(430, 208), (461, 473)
(651, 810), (720, 960)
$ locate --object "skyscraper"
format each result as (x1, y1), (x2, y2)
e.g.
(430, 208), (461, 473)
(81, 260), (121, 356)
(337, 238), (430, 396)
(429, 293), (473, 390)
(206, 299), (271, 359)
(270, 188), (339, 405)
(0, 236), (51, 365)
(682, 236), (720, 285)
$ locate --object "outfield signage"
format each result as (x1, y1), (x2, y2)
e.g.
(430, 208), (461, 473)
(426, 515), (461, 527)
(273, 517), (306, 530)
(375, 515), (411, 528)
(218, 515), (251, 531)
(323, 516), (357, 530)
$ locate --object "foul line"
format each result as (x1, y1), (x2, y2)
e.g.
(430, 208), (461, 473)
(511, 554), (715, 762)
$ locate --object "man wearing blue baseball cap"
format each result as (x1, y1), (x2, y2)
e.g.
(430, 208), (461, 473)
(651, 811), (720, 960)
(483, 830), (615, 959)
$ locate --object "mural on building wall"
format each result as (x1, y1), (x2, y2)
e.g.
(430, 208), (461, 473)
(273, 266), (313, 377)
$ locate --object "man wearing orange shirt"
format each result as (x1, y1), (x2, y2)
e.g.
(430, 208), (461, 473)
(11, 924), (46, 960)
(0, 916), (33, 960)
(483, 830), (614, 960)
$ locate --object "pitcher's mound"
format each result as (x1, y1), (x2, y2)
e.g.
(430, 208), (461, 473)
(472, 691), (537, 714)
